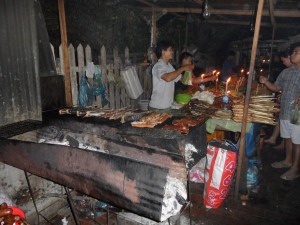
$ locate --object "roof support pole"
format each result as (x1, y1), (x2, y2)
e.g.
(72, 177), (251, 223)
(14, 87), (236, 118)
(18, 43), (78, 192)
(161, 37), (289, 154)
(235, 0), (265, 200)
(58, 0), (72, 106)
(151, 7), (157, 47)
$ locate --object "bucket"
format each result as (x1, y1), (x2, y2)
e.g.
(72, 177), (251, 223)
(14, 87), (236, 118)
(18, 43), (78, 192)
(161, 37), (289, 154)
(137, 100), (149, 111)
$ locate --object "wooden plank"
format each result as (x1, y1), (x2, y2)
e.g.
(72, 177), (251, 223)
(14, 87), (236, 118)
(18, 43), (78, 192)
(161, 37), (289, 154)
(235, 0), (265, 200)
(124, 47), (131, 107)
(77, 44), (85, 73)
(151, 8), (157, 48)
(85, 44), (92, 64)
(206, 19), (300, 29)
(113, 47), (120, 76)
(114, 47), (121, 109)
(143, 7), (300, 17)
(125, 46), (130, 66)
(100, 45), (107, 83)
(120, 87), (126, 108)
(137, 0), (183, 18)
(68, 44), (78, 106)
(58, 44), (64, 75)
(58, 0), (72, 106)
(108, 65), (115, 109)
(100, 46), (108, 108)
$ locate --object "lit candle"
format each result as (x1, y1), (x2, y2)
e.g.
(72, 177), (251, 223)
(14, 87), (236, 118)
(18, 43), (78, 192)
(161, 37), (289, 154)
(215, 78), (219, 92)
(201, 73), (205, 82)
(241, 69), (244, 77)
(215, 72), (220, 91)
(212, 70), (216, 75)
(225, 76), (231, 94)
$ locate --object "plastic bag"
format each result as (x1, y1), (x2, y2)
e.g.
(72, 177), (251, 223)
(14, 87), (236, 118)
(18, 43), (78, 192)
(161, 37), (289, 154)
(181, 70), (193, 85)
(204, 139), (237, 208)
(93, 66), (109, 106)
(78, 75), (94, 107)
(78, 66), (109, 107)
(247, 159), (260, 193)
(189, 157), (206, 183)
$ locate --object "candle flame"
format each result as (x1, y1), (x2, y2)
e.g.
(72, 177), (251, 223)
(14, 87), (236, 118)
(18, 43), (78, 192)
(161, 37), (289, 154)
(216, 72), (220, 75)
(212, 70), (216, 74)
(201, 74), (205, 79)
(241, 69), (244, 73)
(226, 77), (231, 83)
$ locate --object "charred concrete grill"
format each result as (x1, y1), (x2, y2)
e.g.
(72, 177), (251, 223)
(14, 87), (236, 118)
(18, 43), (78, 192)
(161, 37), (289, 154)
(0, 114), (207, 221)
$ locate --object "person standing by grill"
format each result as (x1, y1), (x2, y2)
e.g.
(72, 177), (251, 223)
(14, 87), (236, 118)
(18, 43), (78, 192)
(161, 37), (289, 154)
(264, 50), (293, 150)
(259, 42), (300, 180)
(149, 41), (194, 110)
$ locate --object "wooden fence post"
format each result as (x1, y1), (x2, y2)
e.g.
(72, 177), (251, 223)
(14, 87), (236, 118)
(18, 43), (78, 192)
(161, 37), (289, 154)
(77, 44), (85, 74)
(125, 46), (130, 66)
(68, 44), (78, 106)
(59, 44), (64, 75)
(100, 45), (107, 108)
(85, 45), (92, 64)
(113, 47), (120, 109)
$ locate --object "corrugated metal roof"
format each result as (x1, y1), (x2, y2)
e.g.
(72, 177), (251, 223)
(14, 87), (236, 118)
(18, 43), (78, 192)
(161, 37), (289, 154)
(0, 0), (42, 127)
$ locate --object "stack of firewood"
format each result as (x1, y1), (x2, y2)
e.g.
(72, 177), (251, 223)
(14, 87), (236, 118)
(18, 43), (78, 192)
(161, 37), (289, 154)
(232, 96), (279, 125)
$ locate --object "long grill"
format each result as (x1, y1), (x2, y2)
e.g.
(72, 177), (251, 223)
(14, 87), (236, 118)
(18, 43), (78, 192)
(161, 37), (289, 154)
(0, 120), (43, 138)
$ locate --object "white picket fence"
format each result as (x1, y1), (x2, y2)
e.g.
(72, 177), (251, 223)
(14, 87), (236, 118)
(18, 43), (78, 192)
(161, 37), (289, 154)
(51, 43), (152, 109)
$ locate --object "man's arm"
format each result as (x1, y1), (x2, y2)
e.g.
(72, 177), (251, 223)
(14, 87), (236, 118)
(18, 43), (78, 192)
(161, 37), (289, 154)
(161, 64), (194, 82)
(259, 76), (281, 92)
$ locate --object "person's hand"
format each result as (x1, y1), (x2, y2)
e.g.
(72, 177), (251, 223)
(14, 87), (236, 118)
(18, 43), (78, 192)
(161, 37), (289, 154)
(182, 64), (195, 71)
(0, 203), (24, 225)
(259, 76), (268, 84)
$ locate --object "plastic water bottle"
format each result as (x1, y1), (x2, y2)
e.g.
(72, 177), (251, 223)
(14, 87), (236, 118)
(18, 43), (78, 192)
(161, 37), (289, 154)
(222, 95), (229, 111)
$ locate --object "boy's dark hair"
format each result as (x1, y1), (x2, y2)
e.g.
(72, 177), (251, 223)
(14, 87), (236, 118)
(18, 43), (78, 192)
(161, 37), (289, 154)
(179, 52), (193, 65)
(278, 49), (290, 58)
(290, 42), (300, 52)
(155, 40), (173, 58)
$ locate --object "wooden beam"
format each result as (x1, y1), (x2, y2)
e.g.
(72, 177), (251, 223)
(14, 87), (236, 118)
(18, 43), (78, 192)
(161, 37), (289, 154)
(193, 0), (203, 5)
(58, 0), (72, 106)
(151, 8), (157, 47)
(143, 7), (300, 18)
(137, 0), (183, 18)
(206, 19), (300, 29)
(235, 0), (265, 200)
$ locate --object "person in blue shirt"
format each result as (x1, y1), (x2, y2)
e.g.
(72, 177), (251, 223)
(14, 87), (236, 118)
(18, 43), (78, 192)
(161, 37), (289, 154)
(220, 51), (236, 82)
